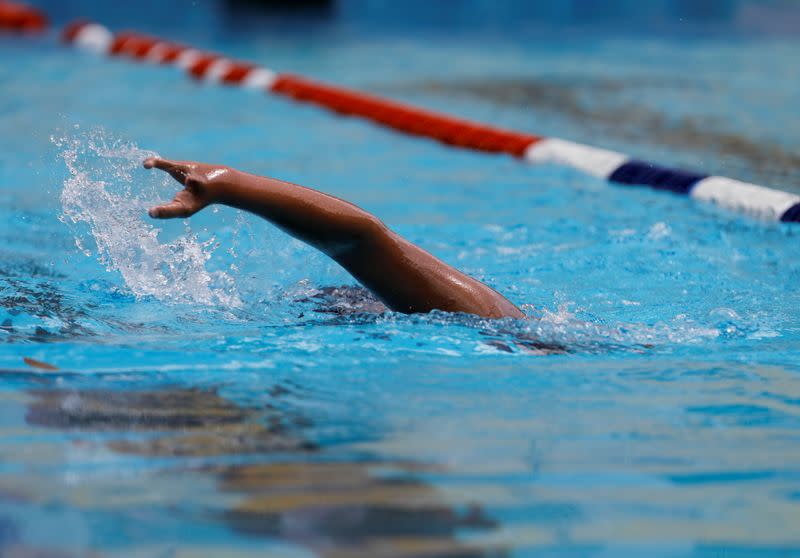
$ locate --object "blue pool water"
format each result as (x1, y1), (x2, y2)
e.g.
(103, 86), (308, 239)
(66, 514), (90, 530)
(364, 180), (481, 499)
(2, 2), (800, 557)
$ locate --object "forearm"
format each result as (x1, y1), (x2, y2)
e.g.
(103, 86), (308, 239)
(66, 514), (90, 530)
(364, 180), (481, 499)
(216, 169), (385, 256)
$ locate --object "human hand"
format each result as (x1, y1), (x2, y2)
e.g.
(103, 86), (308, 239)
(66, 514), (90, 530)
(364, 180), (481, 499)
(143, 157), (231, 219)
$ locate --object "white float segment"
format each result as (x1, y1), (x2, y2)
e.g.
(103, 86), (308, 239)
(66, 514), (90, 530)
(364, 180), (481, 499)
(74, 23), (113, 54)
(242, 67), (277, 90)
(144, 42), (170, 63)
(690, 176), (800, 221)
(524, 138), (629, 179)
(175, 49), (202, 70)
(204, 59), (233, 82)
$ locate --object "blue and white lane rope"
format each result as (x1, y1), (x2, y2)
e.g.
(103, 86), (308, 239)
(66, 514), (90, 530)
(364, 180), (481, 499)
(526, 139), (800, 222)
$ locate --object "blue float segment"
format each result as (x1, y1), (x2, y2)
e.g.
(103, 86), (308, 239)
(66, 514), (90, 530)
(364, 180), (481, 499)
(781, 203), (800, 222)
(608, 160), (708, 195)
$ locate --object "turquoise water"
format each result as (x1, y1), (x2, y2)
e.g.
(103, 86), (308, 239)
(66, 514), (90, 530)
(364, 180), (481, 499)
(2, 5), (800, 557)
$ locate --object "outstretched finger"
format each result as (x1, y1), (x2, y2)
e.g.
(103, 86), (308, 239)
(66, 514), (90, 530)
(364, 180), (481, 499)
(143, 157), (189, 184)
(144, 156), (188, 171)
(148, 200), (191, 219)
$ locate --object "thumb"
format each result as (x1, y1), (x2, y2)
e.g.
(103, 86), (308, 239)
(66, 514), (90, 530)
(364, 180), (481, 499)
(148, 200), (192, 219)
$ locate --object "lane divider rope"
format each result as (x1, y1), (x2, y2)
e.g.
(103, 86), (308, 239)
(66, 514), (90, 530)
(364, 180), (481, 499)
(53, 21), (800, 223)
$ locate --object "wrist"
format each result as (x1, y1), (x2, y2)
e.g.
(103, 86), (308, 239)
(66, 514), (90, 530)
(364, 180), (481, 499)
(210, 168), (239, 206)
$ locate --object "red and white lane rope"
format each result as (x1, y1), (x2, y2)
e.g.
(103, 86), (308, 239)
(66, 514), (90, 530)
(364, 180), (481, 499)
(56, 21), (799, 223)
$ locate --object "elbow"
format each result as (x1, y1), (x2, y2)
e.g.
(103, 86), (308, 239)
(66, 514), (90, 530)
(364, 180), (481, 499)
(355, 214), (389, 243)
(352, 214), (395, 256)
(321, 214), (389, 258)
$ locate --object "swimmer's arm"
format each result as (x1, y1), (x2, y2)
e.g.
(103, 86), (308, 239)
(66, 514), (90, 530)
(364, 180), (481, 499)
(144, 157), (384, 256)
(144, 157), (524, 319)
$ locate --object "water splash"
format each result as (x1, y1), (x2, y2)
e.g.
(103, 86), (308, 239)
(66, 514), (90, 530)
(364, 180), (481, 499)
(55, 127), (241, 308)
(370, 300), (724, 355)
(516, 303), (721, 352)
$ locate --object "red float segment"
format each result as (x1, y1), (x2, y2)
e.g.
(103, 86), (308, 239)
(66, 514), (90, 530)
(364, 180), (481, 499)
(0, 0), (47, 32)
(109, 32), (140, 55)
(109, 32), (187, 63)
(110, 32), (159, 58)
(119, 35), (157, 58)
(130, 36), (161, 59)
(158, 43), (188, 64)
(188, 54), (222, 80)
(186, 56), (260, 86)
(270, 74), (541, 156)
(222, 63), (256, 85)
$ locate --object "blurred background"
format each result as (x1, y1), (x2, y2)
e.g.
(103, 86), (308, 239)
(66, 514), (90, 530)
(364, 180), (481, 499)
(31, 0), (800, 35)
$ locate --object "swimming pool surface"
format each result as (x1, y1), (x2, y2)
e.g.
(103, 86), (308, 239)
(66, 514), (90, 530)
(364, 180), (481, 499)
(2, 2), (800, 556)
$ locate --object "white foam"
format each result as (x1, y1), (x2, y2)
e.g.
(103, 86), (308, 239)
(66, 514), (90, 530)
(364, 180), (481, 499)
(55, 128), (241, 308)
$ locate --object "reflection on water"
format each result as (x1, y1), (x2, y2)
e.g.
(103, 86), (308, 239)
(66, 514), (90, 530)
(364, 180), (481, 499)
(12, 383), (502, 557)
(27, 387), (316, 457)
(27, 388), (251, 431)
(4, 361), (800, 556)
(221, 462), (500, 558)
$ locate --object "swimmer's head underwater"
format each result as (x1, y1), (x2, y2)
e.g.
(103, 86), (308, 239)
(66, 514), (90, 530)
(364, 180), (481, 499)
(144, 157), (525, 320)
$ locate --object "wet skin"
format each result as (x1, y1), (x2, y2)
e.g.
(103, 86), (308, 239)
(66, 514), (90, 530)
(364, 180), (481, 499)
(144, 157), (525, 319)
